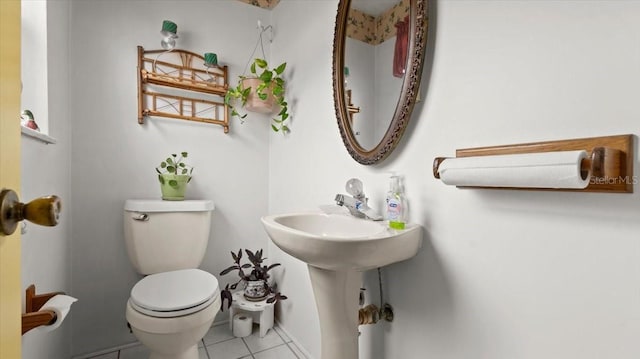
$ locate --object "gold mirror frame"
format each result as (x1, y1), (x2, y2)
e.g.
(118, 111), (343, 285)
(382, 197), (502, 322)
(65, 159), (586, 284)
(333, 0), (429, 165)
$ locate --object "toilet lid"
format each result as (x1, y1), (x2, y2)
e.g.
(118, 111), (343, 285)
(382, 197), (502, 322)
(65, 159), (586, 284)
(130, 269), (219, 317)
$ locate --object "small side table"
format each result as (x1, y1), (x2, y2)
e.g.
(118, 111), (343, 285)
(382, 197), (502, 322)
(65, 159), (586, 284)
(228, 291), (275, 338)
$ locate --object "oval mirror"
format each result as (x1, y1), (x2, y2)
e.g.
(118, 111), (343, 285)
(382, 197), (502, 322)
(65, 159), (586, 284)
(333, 0), (429, 165)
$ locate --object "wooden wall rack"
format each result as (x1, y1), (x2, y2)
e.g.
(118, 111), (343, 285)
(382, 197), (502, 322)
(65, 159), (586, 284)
(137, 46), (230, 133)
(22, 284), (64, 335)
(433, 134), (634, 193)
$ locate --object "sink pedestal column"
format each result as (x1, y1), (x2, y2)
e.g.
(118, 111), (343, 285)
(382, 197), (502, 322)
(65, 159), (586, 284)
(308, 265), (360, 359)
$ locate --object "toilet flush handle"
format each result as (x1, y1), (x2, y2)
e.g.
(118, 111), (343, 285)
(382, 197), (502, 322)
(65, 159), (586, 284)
(133, 213), (149, 221)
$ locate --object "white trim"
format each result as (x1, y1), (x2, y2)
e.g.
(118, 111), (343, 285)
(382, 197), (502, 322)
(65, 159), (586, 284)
(21, 126), (57, 144)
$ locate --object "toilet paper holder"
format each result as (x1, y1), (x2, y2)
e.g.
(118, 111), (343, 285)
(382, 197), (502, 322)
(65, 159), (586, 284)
(432, 134), (634, 193)
(22, 284), (64, 335)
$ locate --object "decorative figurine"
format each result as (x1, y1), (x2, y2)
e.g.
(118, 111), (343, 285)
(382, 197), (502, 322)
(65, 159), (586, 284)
(21, 110), (40, 131)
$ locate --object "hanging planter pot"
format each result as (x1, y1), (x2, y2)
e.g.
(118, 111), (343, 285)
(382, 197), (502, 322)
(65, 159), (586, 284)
(241, 78), (275, 114)
(225, 58), (290, 133)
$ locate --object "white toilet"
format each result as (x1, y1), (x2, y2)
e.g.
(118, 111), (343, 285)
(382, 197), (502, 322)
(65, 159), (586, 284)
(124, 199), (219, 359)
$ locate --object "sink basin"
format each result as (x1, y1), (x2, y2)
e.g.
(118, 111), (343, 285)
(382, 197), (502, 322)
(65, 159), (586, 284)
(262, 212), (422, 271)
(261, 211), (422, 359)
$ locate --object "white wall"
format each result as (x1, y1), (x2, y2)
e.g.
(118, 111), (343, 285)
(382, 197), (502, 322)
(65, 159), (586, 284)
(68, 0), (272, 356)
(270, 1), (640, 359)
(21, 0), (49, 134)
(21, 1), (72, 358)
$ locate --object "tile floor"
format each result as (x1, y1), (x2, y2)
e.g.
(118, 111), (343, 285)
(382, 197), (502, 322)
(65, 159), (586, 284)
(88, 323), (307, 359)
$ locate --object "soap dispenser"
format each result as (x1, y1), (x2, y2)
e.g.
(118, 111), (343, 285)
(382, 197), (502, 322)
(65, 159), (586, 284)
(385, 175), (406, 229)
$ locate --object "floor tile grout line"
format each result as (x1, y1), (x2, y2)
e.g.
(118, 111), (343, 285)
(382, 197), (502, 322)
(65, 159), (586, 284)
(283, 341), (302, 359)
(273, 326), (293, 344)
(273, 326), (305, 358)
(240, 337), (257, 358)
(88, 328), (299, 359)
(250, 342), (293, 356)
(204, 335), (238, 348)
(202, 339), (211, 359)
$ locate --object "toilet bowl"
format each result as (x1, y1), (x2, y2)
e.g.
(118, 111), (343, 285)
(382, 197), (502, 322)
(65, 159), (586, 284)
(125, 269), (220, 359)
(123, 200), (217, 359)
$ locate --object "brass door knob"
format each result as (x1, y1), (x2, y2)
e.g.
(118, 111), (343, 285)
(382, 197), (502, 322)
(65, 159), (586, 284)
(0, 189), (61, 236)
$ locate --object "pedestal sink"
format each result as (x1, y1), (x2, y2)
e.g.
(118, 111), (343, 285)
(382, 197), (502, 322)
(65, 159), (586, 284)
(261, 211), (422, 359)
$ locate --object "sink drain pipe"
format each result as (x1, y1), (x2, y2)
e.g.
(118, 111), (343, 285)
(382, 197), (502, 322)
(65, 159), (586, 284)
(358, 268), (394, 325)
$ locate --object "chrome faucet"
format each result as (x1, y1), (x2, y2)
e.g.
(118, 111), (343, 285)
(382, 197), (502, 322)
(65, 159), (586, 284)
(334, 178), (383, 221)
(334, 194), (365, 218)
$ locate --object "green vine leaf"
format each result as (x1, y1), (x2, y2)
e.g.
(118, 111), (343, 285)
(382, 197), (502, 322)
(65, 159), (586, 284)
(275, 63), (286, 75)
(255, 58), (268, 68)
(259, 71), (272, 83)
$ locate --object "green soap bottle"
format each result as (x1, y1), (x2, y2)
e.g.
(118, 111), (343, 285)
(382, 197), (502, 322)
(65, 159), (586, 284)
(386, 175), (406, 230)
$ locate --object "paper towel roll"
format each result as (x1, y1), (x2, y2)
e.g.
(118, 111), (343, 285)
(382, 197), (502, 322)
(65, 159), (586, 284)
(36, 294), (78, 333)
(233, 313), (252, 338)
(439, 150), (591, 189)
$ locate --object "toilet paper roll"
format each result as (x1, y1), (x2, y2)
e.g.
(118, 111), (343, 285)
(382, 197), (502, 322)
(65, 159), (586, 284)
(438, 150), (591, 189)
(232, 313), (252, 338)
(35, 294), (78, 333)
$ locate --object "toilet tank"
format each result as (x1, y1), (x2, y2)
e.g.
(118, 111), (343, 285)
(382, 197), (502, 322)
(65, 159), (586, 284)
(124, 200), (214, 275)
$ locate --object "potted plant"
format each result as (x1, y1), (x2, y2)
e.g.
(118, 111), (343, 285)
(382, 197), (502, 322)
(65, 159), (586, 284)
(219, 249), (288, 311)
(155, 152), (193, 201)
(224, 58), (290, 133)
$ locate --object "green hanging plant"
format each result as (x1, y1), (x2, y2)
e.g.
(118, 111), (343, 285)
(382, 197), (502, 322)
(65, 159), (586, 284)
(225, 58), (290, 133)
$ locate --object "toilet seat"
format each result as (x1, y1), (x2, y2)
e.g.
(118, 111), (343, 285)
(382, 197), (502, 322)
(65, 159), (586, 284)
(130, 268), (219, 318)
